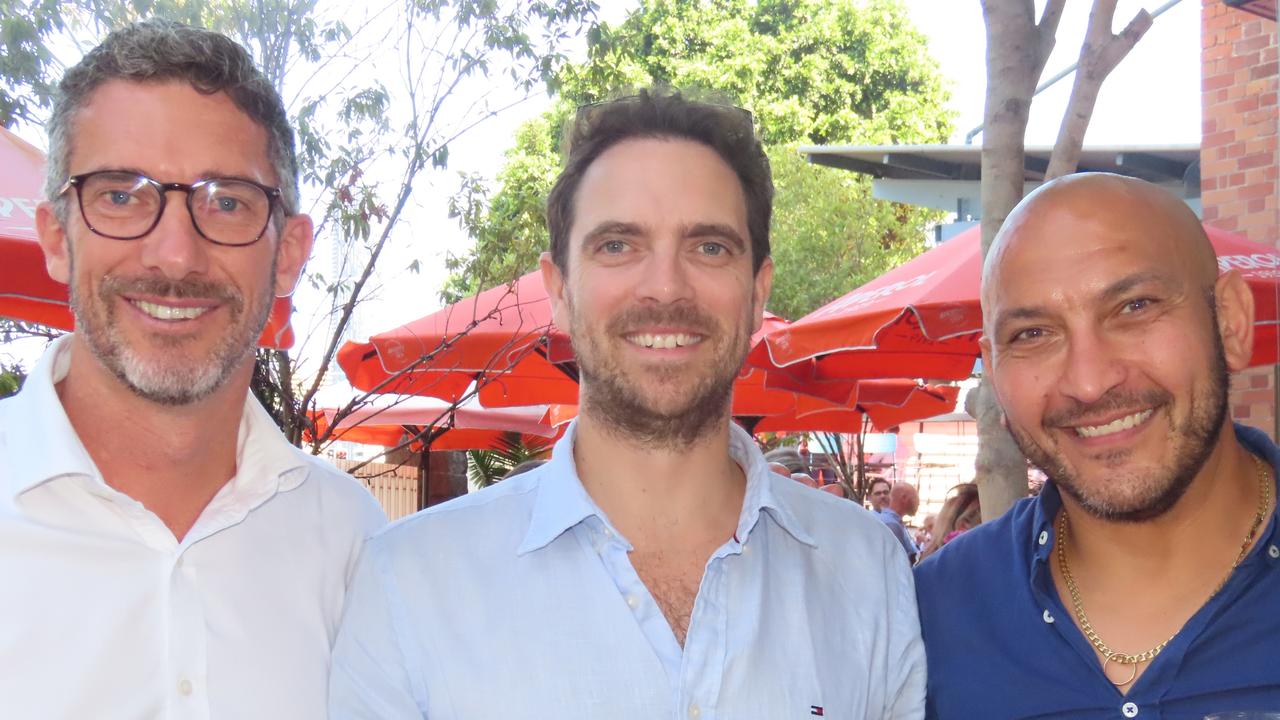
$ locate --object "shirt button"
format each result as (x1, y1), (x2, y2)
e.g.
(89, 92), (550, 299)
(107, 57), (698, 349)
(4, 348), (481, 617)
(1042, 609), (1055, 624)
(688, 703), (701, 719)
(1121, 701), (1138, 717)
(625, 594), (640, 610)
(1268, 544), (1279, 559)
(177, 678), (193, 697)
(1038, 530), (1049, 546)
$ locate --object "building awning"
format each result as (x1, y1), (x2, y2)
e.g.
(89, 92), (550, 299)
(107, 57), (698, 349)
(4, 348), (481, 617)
(800, 143), (1201, 218)
(1224, 0), (1276, 21)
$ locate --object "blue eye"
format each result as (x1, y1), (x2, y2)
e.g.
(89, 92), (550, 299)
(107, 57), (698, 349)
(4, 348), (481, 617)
(700, 242), (725, 256)
(217, 197), (241, 212)
(107, 190), (132, 206)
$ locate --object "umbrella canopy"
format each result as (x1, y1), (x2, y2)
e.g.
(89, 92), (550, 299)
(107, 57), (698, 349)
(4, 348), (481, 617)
(308, 394), (568, 452)
(337, 271), (807, 414)
(0, 126), (296, 348)
(751, 380), (960, 434)
(337, 271), (572, 403)
(753, 223), (1280, 402)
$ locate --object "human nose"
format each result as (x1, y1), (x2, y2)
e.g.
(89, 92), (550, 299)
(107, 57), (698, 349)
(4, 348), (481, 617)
(138, 190), (209, 279)
(1056, 326), (1126, 405)
(633, 242), (694, 304)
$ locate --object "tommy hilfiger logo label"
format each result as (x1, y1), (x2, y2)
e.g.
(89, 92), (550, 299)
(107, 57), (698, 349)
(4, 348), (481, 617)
(810, 707), (824, 716)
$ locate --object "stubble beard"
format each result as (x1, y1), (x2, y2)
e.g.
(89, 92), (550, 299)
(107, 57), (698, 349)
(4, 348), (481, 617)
(1007, 331), (1229, 523)
(71, 257), (275, 407)
(571, 299), (751, 451)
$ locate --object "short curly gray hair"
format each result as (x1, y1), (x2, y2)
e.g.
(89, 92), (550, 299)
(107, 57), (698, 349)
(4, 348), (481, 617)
(45, 18), (299, 218)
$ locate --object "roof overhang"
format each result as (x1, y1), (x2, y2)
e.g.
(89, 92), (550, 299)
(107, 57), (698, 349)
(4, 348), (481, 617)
(1224, 0), (1276, 21)
(800, 143), (1201, 218)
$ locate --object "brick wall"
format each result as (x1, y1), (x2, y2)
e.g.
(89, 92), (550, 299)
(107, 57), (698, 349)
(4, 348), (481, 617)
(1202, 1), (1279, 438)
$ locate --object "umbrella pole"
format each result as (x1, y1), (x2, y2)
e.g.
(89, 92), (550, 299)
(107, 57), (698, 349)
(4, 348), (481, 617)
(417, 439), (431, 511)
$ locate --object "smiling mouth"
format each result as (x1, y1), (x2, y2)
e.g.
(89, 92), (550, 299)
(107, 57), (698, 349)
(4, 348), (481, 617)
(1073, 409), (1155, 438)
(130, 299), (212, 322)
(625, 333), (703, 349)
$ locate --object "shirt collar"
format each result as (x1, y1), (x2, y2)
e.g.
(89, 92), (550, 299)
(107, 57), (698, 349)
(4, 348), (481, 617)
(4, 335), (99, 498)
(4, 334), (308, 505)
(518, 419), (816, 555)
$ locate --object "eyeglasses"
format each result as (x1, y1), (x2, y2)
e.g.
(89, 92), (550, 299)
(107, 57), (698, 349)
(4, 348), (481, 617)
(58, 170), (283, 247)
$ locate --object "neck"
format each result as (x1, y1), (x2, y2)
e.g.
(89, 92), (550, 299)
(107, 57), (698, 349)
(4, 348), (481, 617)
(1060, 428), (1269, 581)
(57, 335), (251, 541)
(572, 409), (746, 552)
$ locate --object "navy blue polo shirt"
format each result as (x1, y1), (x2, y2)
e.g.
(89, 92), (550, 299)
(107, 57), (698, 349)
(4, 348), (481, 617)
(915, 424), (1280, 719)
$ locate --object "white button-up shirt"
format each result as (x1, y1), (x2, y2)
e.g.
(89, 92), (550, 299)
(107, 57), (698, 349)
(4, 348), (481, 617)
(0, 336), (387, 719)
(330, 421), (925, 718)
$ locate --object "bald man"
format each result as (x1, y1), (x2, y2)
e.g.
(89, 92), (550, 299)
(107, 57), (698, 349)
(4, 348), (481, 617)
(914, 173), (1280, 717)
(881, 482), (920, 563)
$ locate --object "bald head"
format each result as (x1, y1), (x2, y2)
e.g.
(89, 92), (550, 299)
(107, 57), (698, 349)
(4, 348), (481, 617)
(889, 482), (919, 517)
(982, 173), (1218, 335)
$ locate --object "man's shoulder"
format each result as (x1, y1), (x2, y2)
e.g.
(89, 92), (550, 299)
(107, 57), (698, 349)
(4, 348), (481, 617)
(371, 468), (541, 554)
(771, 477), (901, 553)
(287, 448), (387, 531)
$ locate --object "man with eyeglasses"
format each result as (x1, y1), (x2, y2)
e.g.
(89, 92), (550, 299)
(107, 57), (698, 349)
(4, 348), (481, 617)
(0, 19), (385, 719)
(329, 91), (925, 718)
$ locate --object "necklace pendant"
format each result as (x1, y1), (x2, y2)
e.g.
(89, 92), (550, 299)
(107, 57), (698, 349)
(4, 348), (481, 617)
(1101, 652), (1140, 687)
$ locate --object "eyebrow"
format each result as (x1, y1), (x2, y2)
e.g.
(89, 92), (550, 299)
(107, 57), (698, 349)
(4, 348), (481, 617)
(579, 221), (748, 253)
(683, 222), (747, 253)
(77, 166), (272, 186)
(990, 271), (1179, 336)
(580, 221), (645, 249)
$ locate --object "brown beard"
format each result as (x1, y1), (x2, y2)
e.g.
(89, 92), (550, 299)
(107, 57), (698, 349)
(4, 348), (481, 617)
(572, 300), (751, 451)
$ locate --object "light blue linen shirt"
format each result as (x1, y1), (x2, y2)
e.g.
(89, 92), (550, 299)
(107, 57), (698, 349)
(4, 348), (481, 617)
(330, 421), (926, 719)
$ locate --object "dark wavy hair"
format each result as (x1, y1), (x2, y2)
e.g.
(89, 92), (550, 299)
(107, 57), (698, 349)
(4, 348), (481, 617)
(545, 90), (773, 273)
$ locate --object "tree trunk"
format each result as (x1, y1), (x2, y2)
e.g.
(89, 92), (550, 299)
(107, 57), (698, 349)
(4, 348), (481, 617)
(974, 0), (1064, 522)
(1045, 2), (1153, 179)
(976, 0), (1154, 521)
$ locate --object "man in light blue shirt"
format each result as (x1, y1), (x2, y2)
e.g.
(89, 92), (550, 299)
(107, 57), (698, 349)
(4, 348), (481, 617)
(880, 483), (920, 564)
(329, 90), (926, 719)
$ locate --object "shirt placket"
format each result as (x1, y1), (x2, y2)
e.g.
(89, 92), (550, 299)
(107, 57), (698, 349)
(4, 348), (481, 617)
(96, 486), (212, 720)
(676, 542), (736, 720)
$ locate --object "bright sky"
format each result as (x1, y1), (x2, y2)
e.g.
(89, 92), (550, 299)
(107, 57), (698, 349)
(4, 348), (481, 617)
(2, 0), (1202, 376)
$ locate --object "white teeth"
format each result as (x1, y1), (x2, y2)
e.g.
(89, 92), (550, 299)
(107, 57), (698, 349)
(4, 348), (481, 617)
(627, 333), (700, 348)
(131, 300), (209, 321)
(1075, 409), (1154, 438)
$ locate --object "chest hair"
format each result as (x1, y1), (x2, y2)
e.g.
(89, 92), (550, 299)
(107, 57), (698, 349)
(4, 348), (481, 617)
(630, 548), (708, 647)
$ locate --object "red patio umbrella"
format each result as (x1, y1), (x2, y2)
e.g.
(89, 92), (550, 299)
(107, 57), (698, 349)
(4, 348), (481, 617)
(307, 395), (569, 452)
(0, 126), (296, 348)
(751, 380), (960, 434)
(753, 224), (1280, 403)
(337, 271), (807, 414)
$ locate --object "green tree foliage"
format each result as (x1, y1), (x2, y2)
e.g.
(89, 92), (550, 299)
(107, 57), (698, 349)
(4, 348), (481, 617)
(444, 0), (952, 316)
(466, 431), (552, 488)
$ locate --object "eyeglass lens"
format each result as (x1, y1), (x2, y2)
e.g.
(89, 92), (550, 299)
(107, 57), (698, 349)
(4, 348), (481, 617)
(78, 171), (271, 245)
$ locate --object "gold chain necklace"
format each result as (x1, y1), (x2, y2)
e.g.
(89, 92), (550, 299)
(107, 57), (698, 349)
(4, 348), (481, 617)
(1056, 454), (1272, 687)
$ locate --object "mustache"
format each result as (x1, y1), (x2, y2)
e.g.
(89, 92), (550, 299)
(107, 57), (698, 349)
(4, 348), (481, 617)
(100, 275), (243, 306)
(605, 303), (718, 336)
(1042, 387), (1172, 427)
